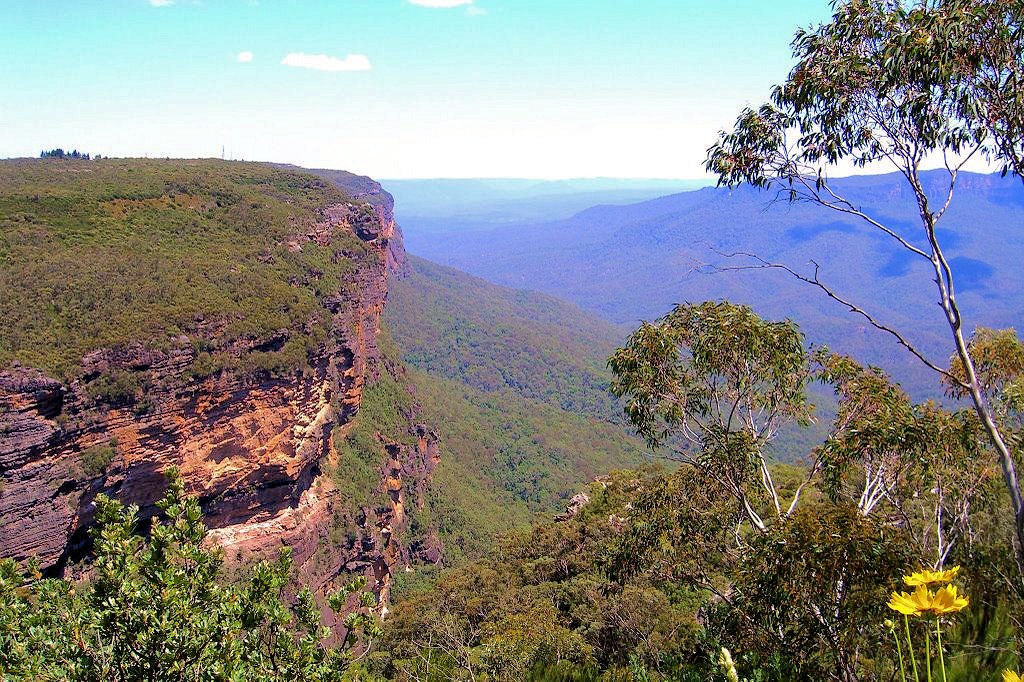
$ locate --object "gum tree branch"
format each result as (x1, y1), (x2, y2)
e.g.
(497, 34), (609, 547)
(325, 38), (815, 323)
(711, 250), (966, 387)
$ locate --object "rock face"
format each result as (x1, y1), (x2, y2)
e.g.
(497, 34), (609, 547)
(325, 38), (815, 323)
(0, 172), (434, 608)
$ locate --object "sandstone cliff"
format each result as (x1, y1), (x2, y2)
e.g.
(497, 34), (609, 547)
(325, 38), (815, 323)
(0, 162), (434, 609)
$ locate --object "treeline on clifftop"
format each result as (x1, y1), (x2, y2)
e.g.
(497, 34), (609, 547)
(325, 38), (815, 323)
(0, 157), (374, 380)
(39, 149), (94, 160)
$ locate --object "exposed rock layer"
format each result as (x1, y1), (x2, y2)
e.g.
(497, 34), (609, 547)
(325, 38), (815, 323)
(0, 170), (431, 606)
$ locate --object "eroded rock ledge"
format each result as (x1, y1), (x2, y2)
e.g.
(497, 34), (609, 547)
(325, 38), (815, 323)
(0, 174), (430, 609)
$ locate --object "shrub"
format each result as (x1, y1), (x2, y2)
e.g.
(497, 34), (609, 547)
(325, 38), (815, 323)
(0, 470), (382, 680)
(85, 370), (139, 407)
(79, 443), (116, 477)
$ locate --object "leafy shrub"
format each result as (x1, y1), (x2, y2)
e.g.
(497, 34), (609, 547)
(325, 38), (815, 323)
(79, 443), (116, 477)
(0, 470), (381, 681)
(85, 370), (139, 406)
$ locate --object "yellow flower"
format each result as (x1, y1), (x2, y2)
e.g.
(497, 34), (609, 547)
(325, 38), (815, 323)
(886, 584), (968, 617)
(888, 584), (933, 616)
(718, 648), (739, 682)
(930, 584), (969, 614)
(1003, 670), (1022, 682)
(903, 565), (960, 587)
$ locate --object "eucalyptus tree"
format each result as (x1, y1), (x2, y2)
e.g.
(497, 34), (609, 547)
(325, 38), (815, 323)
(609, 300), (815, 536)
(607, 304), (993, 677)
(705, 0), (1024, 559)
(816, 352), (992, 568)
(608, 302), (988, 568)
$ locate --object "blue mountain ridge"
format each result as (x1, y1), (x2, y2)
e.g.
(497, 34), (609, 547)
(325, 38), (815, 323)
(397, 170), (1024, 401)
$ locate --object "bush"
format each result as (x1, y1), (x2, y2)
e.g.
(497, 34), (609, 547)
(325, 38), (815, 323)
(85, 370), (139, 406)
(79, 443), (116, 477)
(0, 470), (382, 681)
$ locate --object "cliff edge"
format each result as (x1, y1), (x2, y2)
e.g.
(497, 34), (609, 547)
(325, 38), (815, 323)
(0, 158), (432, 608)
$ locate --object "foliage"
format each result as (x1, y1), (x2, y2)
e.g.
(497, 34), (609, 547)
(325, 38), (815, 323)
(706, 0), (1022, 183)
(330, 326), (647, 567)
(40, 149), (91, 160)
(947, 327), (1024, 449)
(816, 351), (997, 568)
(84, 369), (140, 406)
(609, 300), (811, 451)
(727, 504), (913, 680)
(603, 301), (1017, 679)
(0, 158), (372, 380)
(79, 442), (117, 477)
(386, 255), (631, 422)
(0, 470), (380, 681)
(705, 0), (1024, 563)
(377, 471), (708, 681)
(609, 301), (817, 541)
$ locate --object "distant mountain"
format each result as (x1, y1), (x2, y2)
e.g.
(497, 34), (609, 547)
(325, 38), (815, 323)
(383, 178), (709, 252)
(404, 170), (1024, 400)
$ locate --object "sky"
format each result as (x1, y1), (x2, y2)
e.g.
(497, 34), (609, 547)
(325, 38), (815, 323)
(0, 0), (836, 179)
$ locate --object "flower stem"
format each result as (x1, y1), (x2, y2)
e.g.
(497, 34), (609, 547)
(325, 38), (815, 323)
(892, 625), (908, 682)
(936, 619), (947, 682)
(905, 615), (921, 682)
(925, 628), (933, 682)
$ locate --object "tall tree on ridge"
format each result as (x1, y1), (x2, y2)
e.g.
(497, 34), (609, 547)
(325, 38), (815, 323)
(706, 0), (1024, 565)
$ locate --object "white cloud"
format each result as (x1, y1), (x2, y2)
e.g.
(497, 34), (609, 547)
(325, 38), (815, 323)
(236, 51), (254, 63)
(281, 52), (372, 72)
(409, 0), (473, 7)
(149, 0), (174, 6)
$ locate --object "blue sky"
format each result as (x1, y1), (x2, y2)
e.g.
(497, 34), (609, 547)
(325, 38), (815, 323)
(1, 0), (833, 178)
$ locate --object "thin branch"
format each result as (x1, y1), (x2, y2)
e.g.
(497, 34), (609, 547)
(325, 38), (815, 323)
(792, 174), (932, 260)
(785, 456), (820, 517)
(711, 250), (968, 388)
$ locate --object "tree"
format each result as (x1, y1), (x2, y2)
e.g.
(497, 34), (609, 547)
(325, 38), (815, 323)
(705, 0), (1024, 562)
(0, 470), (381, 681)
(816, 352), (994, 568)
(607, 302), (998, 677)
(608, 301), (815, 535)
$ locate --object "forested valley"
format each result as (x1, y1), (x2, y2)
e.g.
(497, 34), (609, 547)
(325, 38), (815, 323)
(5, 1), (1024, 681)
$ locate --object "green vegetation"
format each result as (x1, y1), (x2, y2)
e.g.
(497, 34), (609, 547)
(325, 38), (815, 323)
(386, 255), (630, 421)
(9, 4), (1024, 679)
(0, 158), (371, 379)
(39, 149), (93, 160)
(378, 303), (1022, 680)
(79, 441), (117, 477)
(331, 327), (648, 568)
(377, 470), (705, 681)
(0, 471), (380, 681)
(84, 370), (140, 406)
(706, 0), (1024, 563)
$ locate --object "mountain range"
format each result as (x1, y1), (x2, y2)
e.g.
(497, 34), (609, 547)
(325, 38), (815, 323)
(396, 170), (1024, 400)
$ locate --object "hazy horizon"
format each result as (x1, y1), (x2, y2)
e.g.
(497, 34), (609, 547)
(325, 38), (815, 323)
(2, 0), (834, 179)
